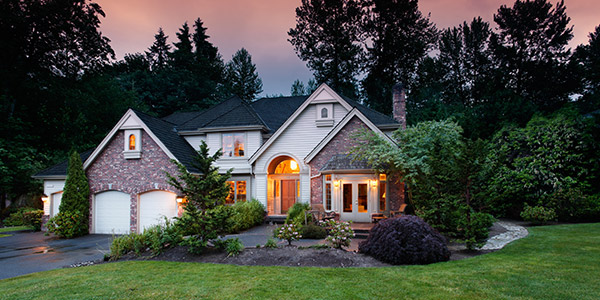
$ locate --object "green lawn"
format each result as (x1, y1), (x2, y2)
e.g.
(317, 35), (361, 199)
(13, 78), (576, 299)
(0, 226), (33, 233)
(1, 223), (599, 300)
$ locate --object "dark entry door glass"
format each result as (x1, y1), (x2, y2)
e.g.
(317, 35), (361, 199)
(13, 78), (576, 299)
(343, 184), (352, 212)
(358, 183), (367, 213)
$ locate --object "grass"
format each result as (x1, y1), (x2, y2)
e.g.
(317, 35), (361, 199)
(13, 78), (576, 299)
(0, 223), (599, 299)
(0, 225), (33, 233)
(0, 234), (11, 238)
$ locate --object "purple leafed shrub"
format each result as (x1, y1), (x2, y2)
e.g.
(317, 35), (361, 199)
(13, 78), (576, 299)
(359, 215), (450, 265)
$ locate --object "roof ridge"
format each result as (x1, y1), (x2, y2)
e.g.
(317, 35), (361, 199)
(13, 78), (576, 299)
(241, 100), (269, 130)
(178, 96), (240, 129)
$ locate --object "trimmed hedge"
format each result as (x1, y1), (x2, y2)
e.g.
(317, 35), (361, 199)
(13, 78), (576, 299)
(359, 215), (450, 265)
(229, 200), (266, 233)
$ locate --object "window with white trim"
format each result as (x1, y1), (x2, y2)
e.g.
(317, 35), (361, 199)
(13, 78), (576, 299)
(324, 174), (332, 211)
(226, 181), (247, 204)
(222, 133), (245, 157)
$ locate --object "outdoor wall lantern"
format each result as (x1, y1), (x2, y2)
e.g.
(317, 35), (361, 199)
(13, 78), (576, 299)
(176, 196), (185, 204)
(333, 180), (340, 188)
(370, 180), (378, 187)
(41, 194), (49, 202)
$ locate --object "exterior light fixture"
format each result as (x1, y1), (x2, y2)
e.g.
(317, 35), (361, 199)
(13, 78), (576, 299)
(371, 180), (377, 187)
(41, 194), (49, 202)
(176, 196), (185, 203)
(290, 160), (298, 171)
(333, 180), (340, 187)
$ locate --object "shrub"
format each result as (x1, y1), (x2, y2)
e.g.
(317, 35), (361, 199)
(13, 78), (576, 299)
(109, 218), (183, 259)
(577, 194), (600, 222)
(544, 188), (600, 222)
(359, 215), (450, 265)
(3, 207), (43, 230)
(47, 210), (88, 238)
(22, 209), (44, 231)
(320, 219), (354, 249)
(264, 238), (278, 249)
(276, 223), (302, 246)
(225, 238), (244, 256)
(520, 204), (557, 225)
(175, 204), (234, 254)
(229, 199), (266, 232)
(460, 212), (495, 250)
(285, 202), (311, 226)
(300, 223), (327, 239)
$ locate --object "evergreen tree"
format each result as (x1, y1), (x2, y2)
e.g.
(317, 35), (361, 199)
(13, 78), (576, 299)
(361, 0), (437, 114)
(288, 0), (363, 98)
(224, 48), (263, 101)
(490, 0), (574, 111)
(59, 151), (90, 222)
(574, 25), (600, 112)
(172, 22), (194, 68)
(146, 28), (171, 71)
(291, 79), (307, 96)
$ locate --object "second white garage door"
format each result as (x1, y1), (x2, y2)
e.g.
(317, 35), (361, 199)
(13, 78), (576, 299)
(138, 191), (178, 232)
(94, 191), (131, 234)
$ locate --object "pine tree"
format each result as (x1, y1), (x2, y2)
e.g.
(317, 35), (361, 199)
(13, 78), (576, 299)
(288, 0), (363, 98)
(59, 151), (90, 222)
(290, 79), (307, 96)
(361, 0), (437, 114)
(224, 48), (263, 101)
(146, 28), (171, 71)
(172, 22), (194, 68)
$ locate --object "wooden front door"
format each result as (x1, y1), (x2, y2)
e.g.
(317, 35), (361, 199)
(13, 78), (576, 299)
(281, 180), (296, 214)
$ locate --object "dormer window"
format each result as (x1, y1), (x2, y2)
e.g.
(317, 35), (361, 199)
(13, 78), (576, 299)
(315, 104), (334, 127)
(129, 134), (136, 150)
(223, 133), (245, 157)
(124, 129), (141, 159)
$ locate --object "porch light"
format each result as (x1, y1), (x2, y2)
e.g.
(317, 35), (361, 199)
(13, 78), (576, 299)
(290, 160), (298, 171)
(176, 196), (185, 203)
(334, 180), (340, 187)
(371, 180), (377, 187)
(41, 194), (49, 202)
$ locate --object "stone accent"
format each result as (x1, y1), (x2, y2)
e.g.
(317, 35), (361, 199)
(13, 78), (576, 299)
(308, 116), (404, 210)
(86, 130), (181, 233)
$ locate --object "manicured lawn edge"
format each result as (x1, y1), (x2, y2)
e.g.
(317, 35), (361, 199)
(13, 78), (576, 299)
(0, 226), (34, 233)
(0, 223), (599, 299)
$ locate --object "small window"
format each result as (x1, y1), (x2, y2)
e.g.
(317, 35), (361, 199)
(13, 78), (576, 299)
(226, 180), (247, 204)
(321, 108), (328, 118)
(324, 175), (332, 210)
(129, 134), (136, 150)
(223, 133), (245, 157)
(379, 174), (387, 212)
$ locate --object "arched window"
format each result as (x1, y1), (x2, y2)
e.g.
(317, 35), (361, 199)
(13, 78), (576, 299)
(129, 134), (136, 150)
(321, 107), (328, 118)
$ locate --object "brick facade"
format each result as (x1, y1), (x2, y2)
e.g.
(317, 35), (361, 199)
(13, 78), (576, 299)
(86, 130), (181, 233)
(308, 116), (404, 210)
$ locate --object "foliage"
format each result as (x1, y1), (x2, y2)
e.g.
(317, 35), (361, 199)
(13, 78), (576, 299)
(229, 199), (266, 233)
(319, 219), (354, 249)
(574, 25), (600, 112)
(520, 204), (557, 225)
(167, 140), (232, 211)
(264, 238), (278, 249)
(109, 218), (182, 260)
(361, 0), (438, 114)
(288, 0), (363, 98)
(175, 204), (234, 254)
(47, 210), (88, 239)
(276, 223), (302, 246)
(459, 211), (495, 250)
(224, 238), (244, 257)
(359, 215), (450, 265)
(3, 207), (43, 231)
(59, 151), (90, 220)
(299, 223), (327, 239)
(484, 109), (598, 218)
(544, 188), (600, 222)
(284, 202), (312, 226)
(224, 48), (263, 101)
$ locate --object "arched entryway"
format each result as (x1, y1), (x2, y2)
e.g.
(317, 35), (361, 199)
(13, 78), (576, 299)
(267, 155), (300, 215)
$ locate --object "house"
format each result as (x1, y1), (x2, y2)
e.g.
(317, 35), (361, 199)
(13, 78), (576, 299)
(34, 83), (406, 234)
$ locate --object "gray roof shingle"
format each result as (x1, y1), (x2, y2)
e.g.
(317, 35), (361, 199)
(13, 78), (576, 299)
(320, 154), (371, 171)
(33, 149), (94, 178)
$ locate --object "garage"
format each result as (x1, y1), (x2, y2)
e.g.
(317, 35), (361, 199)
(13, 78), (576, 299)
(93, 191), (131, 234)
(138, 191), (178, 232)
(50, 192), (62, 217)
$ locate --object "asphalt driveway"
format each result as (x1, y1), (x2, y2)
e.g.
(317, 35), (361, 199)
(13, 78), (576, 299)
(0, 230), (113, 280)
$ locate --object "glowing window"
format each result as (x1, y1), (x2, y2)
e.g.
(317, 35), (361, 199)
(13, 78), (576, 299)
(129, 134), (136, 150)
(324, 175), (332, 210)
(223, 133), (245, 157)
(273, 159), (299, 174)
(226, 181), (247, 204)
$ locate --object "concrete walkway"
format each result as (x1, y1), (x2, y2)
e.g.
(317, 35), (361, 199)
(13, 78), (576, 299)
(479, 220), (528, 250)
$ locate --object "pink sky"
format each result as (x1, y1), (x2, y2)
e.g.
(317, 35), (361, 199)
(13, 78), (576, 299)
(96, 0), (600, 96)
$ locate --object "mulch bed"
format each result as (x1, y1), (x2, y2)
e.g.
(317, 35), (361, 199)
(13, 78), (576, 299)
(103, 222), (510, 268)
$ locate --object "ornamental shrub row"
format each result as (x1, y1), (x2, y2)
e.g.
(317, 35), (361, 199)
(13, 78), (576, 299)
(229, 199), (266, 233)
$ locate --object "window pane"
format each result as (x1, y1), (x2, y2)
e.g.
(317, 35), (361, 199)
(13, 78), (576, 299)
(223, 134), (233, 157)
(343, 184), (352, 212)
(379, 174), (387, 181)
(225, 181), (235, 204)
(129, 134), (136, 150)
(325, 174), (331, 181)
(321, 108), (328, 118)
(358, 184), (367, 213)
(379, 182), (386, 211)
(325, 183), (332, 210)
(234, 134), (245, 157)
(236, 181), (246, 202)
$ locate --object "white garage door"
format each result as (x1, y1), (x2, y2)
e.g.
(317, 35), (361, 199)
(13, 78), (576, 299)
(139, 191), (178, 232)
(51, 192), (62, 217)
(94, 191), (130, 234)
